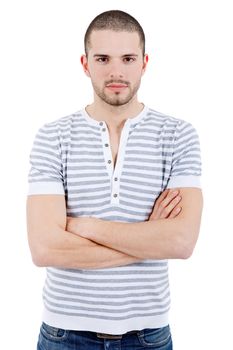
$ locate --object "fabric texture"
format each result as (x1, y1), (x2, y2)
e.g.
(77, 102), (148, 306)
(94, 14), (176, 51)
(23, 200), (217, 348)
(28, 106), (201, 333)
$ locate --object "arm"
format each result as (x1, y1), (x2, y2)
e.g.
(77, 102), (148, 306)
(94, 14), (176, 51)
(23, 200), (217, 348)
(67, 188), (203, 260)
(27, 194), (141, 269)
(27, 190), (182, 269)
(27, 125), (134, 269)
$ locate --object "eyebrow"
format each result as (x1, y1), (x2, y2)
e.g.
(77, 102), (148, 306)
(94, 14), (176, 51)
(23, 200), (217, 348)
(93, 54), (108, 58)
(93, 54), (139, 58)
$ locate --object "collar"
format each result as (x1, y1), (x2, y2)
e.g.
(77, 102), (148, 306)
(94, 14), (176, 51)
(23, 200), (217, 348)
(81, 105), (148, 127)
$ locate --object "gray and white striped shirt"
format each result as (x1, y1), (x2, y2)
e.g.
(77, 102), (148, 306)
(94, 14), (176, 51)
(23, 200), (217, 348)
(28, 106), (201, 333)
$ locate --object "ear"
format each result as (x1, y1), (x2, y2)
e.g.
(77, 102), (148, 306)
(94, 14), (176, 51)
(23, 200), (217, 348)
(142, 54), (149, 75)
(80, 54), (90, 77)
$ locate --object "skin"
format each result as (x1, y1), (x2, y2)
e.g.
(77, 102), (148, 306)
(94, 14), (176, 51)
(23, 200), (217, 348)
(67, 188), (202, 260)
(27, 190), (182, 269)
(81, 31), (148, 130)
(27, 29), (203, 268)
(80, 30), (148, 166)
(82, 31), (146, 109)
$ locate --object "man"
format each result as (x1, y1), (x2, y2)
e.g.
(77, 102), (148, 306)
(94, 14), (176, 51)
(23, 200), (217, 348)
(27, 10), (203, 350)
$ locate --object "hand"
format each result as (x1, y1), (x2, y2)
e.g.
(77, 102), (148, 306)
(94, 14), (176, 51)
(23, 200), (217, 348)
(149, 189), (182, 221)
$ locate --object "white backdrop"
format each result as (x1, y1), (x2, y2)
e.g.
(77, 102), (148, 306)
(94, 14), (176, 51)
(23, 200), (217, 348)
(1, 0), (232, 349)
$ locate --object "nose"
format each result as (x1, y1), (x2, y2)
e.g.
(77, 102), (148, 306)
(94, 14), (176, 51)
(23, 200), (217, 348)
(109, 60), (124, 79)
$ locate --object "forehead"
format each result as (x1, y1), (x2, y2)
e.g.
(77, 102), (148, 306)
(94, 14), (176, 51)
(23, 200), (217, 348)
(88, 30), (141, 56)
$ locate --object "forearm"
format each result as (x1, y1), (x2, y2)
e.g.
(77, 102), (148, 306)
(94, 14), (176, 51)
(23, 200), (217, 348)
(70, 216), (199, 260)
(33, 226), (140, 269)
(92, 218), (188, 260)
(27, 195), (141, 270)
(70, 189), (203, 260)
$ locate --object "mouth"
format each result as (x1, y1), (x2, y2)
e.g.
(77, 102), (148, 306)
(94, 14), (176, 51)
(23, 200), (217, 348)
(106, 83), (128, 92)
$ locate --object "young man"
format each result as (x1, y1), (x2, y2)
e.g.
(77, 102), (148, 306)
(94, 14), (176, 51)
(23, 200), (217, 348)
(27, 10), (203, 350)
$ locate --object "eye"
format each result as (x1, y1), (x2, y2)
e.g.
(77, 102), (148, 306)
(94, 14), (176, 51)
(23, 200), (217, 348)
(96, 57), (108, 63)
(123, 57), (136, 63)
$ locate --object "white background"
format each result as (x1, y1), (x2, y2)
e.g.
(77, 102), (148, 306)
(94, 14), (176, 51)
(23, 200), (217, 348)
(0, 0), (232, 349)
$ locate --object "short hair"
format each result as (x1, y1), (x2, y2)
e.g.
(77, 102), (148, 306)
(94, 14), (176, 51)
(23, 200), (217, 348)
(84, 10), (145, 56)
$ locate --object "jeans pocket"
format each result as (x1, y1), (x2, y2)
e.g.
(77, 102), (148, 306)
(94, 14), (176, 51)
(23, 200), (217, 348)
(137, 325), (172, 348)
(40, 322), (69, 341)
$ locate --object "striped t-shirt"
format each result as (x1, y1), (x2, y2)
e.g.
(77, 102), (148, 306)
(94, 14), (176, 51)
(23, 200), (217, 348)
(28, 105), (202, 334)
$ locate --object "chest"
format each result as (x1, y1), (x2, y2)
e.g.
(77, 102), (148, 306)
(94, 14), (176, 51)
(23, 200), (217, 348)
(64, 123), (171, 217)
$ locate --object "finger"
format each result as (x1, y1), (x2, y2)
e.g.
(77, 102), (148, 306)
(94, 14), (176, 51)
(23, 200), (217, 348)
(150, 190), (177, 220)
(159, 195), (182, 219)
(154, 190), (180, 219)
(155, 189), (170, 207)
(150, 189), (180, 220)
(168, 206), (182, 218)
(151, 189), (176, 217)
(160, 189), (179, 208)
(149, 190), (170, 220)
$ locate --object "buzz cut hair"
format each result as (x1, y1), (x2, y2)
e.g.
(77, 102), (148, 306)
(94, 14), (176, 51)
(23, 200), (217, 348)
(84, 10), (145, 56)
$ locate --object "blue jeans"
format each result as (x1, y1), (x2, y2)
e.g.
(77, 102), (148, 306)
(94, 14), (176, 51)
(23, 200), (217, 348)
(37, 322), (173, 349)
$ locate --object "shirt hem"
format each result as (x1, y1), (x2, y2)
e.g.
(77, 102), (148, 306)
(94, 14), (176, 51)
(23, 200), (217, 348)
(42, 309), (169, 334)
(166, 175), (201, 189)
(28, 182), (65, 195)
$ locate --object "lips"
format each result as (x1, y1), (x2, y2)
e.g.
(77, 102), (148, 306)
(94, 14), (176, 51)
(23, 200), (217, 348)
(106, 83), (128, 92)
(106, 83), (128, 88)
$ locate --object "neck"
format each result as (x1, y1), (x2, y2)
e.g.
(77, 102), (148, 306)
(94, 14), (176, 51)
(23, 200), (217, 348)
(85, 97), (144, 131)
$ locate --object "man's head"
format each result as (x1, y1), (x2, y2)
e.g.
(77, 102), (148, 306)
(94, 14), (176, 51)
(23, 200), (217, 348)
(84, 10), (145, 57)
(81, 10), (148, 107)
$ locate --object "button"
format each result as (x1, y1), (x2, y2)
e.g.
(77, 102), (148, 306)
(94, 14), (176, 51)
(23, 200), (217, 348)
(108, 160), (111, 164)
(99, 122), (103, 126)
(105, 143), (109, 147)
(114, 177), (118, 181)
(102, 128), (106, 132)
(113, 193), (118, 198)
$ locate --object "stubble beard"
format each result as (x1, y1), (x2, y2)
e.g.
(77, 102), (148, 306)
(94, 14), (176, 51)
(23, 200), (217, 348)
(92, 80), (141, 107)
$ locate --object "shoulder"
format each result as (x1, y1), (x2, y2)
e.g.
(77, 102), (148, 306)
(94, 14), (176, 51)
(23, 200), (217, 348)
(146, 107), (187, 125)
(39, 110), (84, 132)
(34, 111), (87, 145)
(145, 107), (198, 134)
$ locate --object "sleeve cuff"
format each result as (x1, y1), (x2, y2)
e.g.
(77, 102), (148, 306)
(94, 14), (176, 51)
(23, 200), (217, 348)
(28, 182), (65, 195)
(166, 176), (202, 189)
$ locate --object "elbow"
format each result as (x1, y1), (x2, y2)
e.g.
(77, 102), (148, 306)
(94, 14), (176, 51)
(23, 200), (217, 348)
(29, 242), (51, 267)
(177, 231), (199, 260)
(32, 252), (48, 267)
(31, 248), (49, 267)
(179, 244), (194, 259)
(28, 226), (58, 267)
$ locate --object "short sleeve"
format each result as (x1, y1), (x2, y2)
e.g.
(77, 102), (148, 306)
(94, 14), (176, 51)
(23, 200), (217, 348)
(28, 123), (65, 195)
(166, 120), (202, 189)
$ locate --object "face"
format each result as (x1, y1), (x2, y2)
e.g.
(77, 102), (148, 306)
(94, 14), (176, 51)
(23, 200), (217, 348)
(81, 30), (148, 107)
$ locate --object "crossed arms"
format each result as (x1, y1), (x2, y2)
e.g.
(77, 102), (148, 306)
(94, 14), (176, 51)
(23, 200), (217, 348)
(27, 188), (203, 269)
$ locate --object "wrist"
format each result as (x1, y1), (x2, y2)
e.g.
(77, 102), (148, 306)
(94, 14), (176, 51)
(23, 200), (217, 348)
(75, 217), (105, 240)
